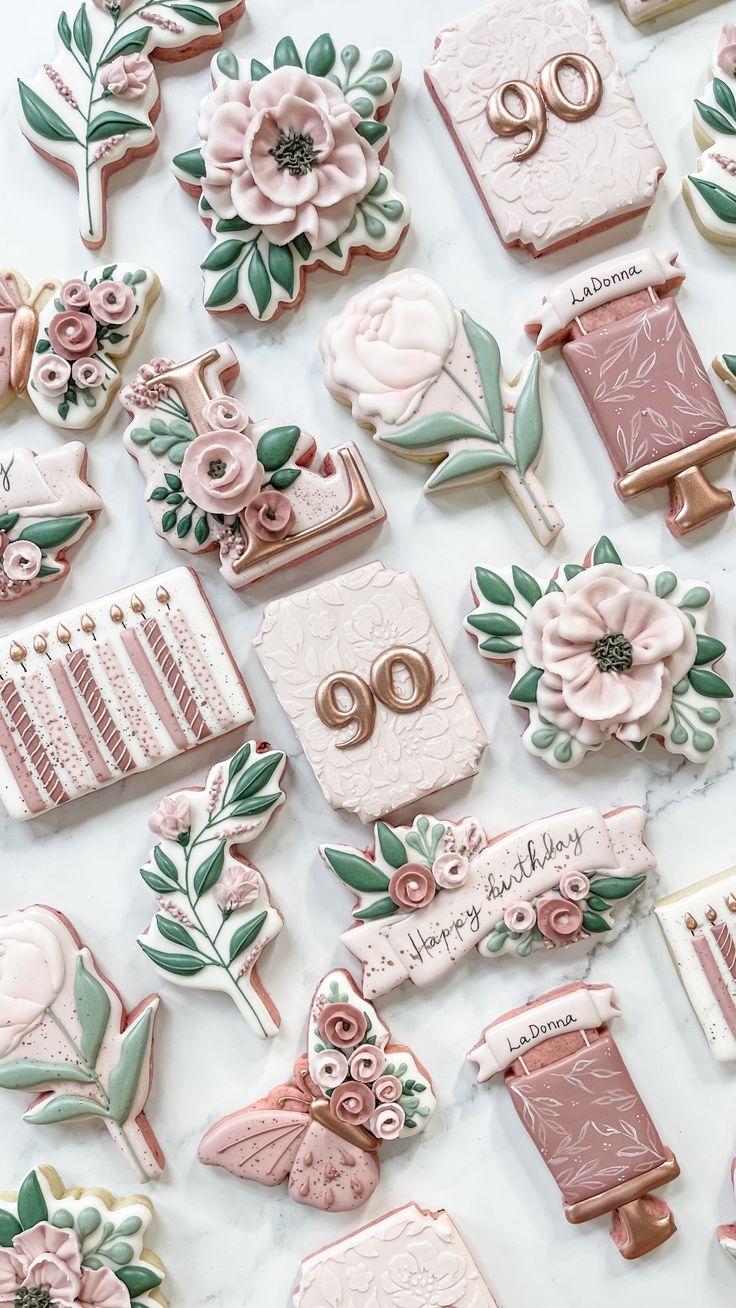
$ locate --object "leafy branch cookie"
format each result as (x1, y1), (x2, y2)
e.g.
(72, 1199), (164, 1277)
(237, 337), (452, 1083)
(684, 26), (736, 244)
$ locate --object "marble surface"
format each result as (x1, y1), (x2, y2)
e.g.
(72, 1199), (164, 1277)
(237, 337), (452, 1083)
(2, 0), (736, 1304)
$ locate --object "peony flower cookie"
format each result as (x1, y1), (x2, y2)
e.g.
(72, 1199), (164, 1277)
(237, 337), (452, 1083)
(1, 264), (159, 430)
(121, 343), (384, 587)
(684, 26), (736, 245)
(0, 444), (101, 603)
(321, 806), (654, 999)
(138, 739), (288, 1040)
(173, 34), (408, 319)
(469, 983), (680, 1259)
(465, 535), (732, 768)
(0, 1165), (166, 1305)
(294, 1202), (500, 1308)
(321, 269), (561, 545)
(18, 0), (243, 249)
(0, 906), (162, 1181)
(425, 0), (665, 258)
(198, 969), (436, 1213)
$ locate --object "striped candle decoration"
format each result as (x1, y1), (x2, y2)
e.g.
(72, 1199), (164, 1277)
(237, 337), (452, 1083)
(706, 904), (736, 983)
(686, 913), (736, 1041)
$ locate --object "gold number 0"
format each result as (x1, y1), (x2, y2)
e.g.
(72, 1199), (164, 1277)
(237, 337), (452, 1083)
(315, 646), (435, 749)
(486, 54), (603, 162)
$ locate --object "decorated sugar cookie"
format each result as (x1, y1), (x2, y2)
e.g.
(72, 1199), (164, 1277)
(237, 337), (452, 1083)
(198, 969), (436, 1213)
(618, 0), (693, 24)
(321, 269), (561, 545)
(294, 1202), (500, 1308)
(18, 0), (243, 249)
(424, 0), (665, 258)
(173, 34), (408, 319)
(0, 566), (254, 820)
(0, 1165), (166, 1305)
(527, 249), (736, 535)
(138, 739), (287, 1040)
(684, 27), (736, 244)
(321, 806), (654, 999)
(254, 561), (487, 823)
(719, 1168), (736, 1264)
(465, 535), (732, 768)
(0, 906), (162, 1181)
(121, 344), (384, 587)
(0, 444), (101, 602)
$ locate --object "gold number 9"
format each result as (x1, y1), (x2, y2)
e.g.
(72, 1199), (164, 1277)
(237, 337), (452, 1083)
(486, 80), (546, 163)
(315, 672), (376, 749)
(486, 53), (603, 161)
(315, 646), (435, 748)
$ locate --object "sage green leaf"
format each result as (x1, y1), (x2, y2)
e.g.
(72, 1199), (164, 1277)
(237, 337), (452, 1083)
(370, 49), (395, 70)
(698, 706), (721, 723)
(228, 793), (280, 817)
(670, 721), (688, 745)
(721, 353), (736, 380)
(228, 911), (267, 963)
(564, 563), (584, 580)
(216, 48), (239, 78)
(227, 742), (252, 781)
(480, 637), (518, 653)
(248, 248), (271, 316)
(655, 570), (677, 598)
(351, 97), (375, 118)
(695, 634), (726, 665)
(74, 956), (111, 1066)
(107, 1007), (154, 1125)
(205, 266), (240, 310)
(25, 1095), (110, 1125)
(231, 753), (283, 802)
(688, 667), (733, 698)
(17, 1172), (48, 1228)
(214, 216), (251, 234)
(353, 896), (400, 920)
(473, 567), (515, 606)
(0, 514), (19, 531)
(155, 914), (198, 951)
(466, 612), (521, 637)
(194, 515), (210, 544)
(531, 727), (557, 748)
(0, 1060), (96, 1089)
(88, 113), (148, 143)
(18, 81), (77, 142)
(292, 233), (311, 260)
(73, 4), (92, 59)
(363, 213), (386, 240)
(361, 75), (388, 96)
(695, 99), (736, 135)
(484, 932), (507, 953)
(0, 1212), (22, 1245)
(105, 1242), (134, 1265)
(139, 942), (207, 975)
(18, 515), (87, 549)
(322, 847), (391, 892)
(679, 586), (710, 608)
(688, 175), (736, 224)
(553, 738), (573, 764)
(714, 77), (736, 121)
(511, 565), (542, 607)
(256, 425), (300, 471)
(512, 354), (543, 476)
(274, 36), (302, 67)
(589, 874), (646, 899)
(341, 44), (359, 74)
(592, 536), (622, 565)
(116, 1266), (162, 1297)
(586, 895), (611, 912)
(383, 414), (494, 449)
(193, 839), (226, 896)
(77, 1208), (101, 1237)
(37, 564), (61, 579)
(356, 120), (388, 146)
(58, 12), (72, 49)
(376, 821), (407, 869)
(268, 242), (294, 296)
(509, 667), (543, 703)
(173, 147), (205, 179)
(170, 3), (218, 23)
(582, 910), (612, 933)
(426, 448), (514, 491)
(102, 27), (152, 62)
(153, 844), (178, 881)
(693, 729), (715, 752)
(176, 513), (192, 538)
(168, 443), (189, 466)
(305, 33), (336, 76)
(140, 868), (173, 895)
(250, 58), (270, 79)
(202, 239), (244, 271)
(461, 311), (503, 436)
(270, 467), (301, 490)
(115, 1216), (142, 1237)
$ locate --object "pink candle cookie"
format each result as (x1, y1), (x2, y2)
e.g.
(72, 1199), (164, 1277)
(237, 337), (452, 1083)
(138, 739), (288, 1040)
(321, 805), (654, 999)
(294, 1202), (500, 1307)
(0, 566), (254, 820)
(121, 343), (385, 587)
(684, 26), (736, 245)
(321, 268), (561, 545)
(173, 34), (408, 320)
(424, 0), (665, 257)
(0, 1165), (166, 1306)
(0, 444), (101, 602)
(198, 968), (436, 1213)
(465, 534), (732, 768)
(254, 561), (487, 823)
(470, 982), (680, 1259)
(526, 249), (736, 535)
(0, 906), (162, 1182)
(18, 0), (243, 249)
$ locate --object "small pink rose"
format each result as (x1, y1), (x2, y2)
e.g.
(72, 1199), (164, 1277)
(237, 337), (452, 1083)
(349, 1044), (386, 1083)
(312, 1048), (349, 1089)
(329, 1079), (375, 1126)
(180, 429), (263, 516)
(71, 357), (105, 389)
(559, 871), (590, 901)
(536, 896), (584, 947)
(369, 1102), (405, 1140)
(503, 901), (537, 933)
(215, 864), (260, 911)
(717, 24), (736, 75)
(34, 353), (71, 396)
(244, 489), (295, 542)
(432, 852), (469, 891)
(374, 1074), (402, 1103)
(389, 863), (436, 911)
(149, 793), (191, 840)
(48, 310), (98, 360)
(317, 1001), (367, 1049)
(89, 280), (136, 325)
(203, 395), (249, 430)
(100, 53), (154, 99)
(59, 278), (90, 309)
(2, 540), (42, 581)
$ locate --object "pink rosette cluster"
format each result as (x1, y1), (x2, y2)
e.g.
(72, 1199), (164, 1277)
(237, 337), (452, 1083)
(536, 897), (584, 947)
(198, 66), (380, 248)
(317, 1002), (367, 1049)
(37, 277), (137, 398)
(432, 851), (469, 891)
(312, 998), (418, 1144)
(522, 563), (696, 746)
(0, 1222), (129, 1307)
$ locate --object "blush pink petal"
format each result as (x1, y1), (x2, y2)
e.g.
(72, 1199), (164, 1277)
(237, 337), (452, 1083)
(597, 589), (687, 662)
(616, 676), (674, 741)
(0, 1248), (23, 1296)
(78, 1265), (131, 1308)
(521, 591), (563, 667)
(13, 1225), (81, 1275)
(537, 673), (611, 744)
(552, 577), (626, 645)
(564, 660), (662, 722)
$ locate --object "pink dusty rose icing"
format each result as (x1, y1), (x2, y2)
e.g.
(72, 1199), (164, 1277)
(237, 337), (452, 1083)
(34, 354), (71, 395)
(149, 793), (191, 839)
(100, 53), (154, 98)
(329, 1079), (375, 1126)
(203, 395), (249, 430)
(504, 901), (536, 933)
(214, 864), (260, 911)
(2, 540), (43, 581)
(717, 24), (736, 76)
(89, 281), (136, 325)
(536, 897), (584, 946)
(0, 1221), (129, 1307)
(48, 311), (98, 361)
(59, 279), (90, 310)
(71, 358), (105, 388)
(0, 919), (64, 1057)
(374, 1074), (402, 1103)
(369, 1102), (405, 1139)
(522, 564), (697, 746)
(180, 430), (263, 516)
(349, 1044), (386, 1083)
(244, 489), (294, 541)
(432, 851), (469, 890)
(317, 1002), (367, 1048)
(312, 1048), (349, 1089)
(389, 863), (436, 910)
(560, 871), (590, 901)
(198, 66), (380, 247)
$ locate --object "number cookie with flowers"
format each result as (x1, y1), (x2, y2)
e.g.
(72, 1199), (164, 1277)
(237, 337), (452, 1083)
(198, 969), (436, 1212)
(173, 34), (408, 319)
(466, 535), (732, 767)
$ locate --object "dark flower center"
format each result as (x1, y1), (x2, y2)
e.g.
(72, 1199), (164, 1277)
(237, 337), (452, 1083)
(208, 458), (227, 480)
(16, 1289), (55, 1308)
(270, 129), (319, 176)
(592, 632), (633, 672)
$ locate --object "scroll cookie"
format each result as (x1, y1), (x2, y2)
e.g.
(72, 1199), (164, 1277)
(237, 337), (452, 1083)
(198, 968), (436, 1213)
(1, 264), (159, 430)
(254, 560), (487, 823)
(173, 35), (408, 320)
(0, 566), (254, 820)
(0, 1165), (166, 1305)
(684, 27), (736, 245)
(470, 982), (680, 1259)
(138, 739), (287, 1040)
(526, 249), (736, 536)
(294, 1202), (499, 1308)
(0, 444), (101, 602)
(321, 806), (654, 1000)
(320, 268), (561, 545)
(655, 867), (736, 1064)
(424, 0), (665, 257)
(17, 0), (243, 250)
(465, 534), (732, 768)
(121, 344), (384, 587)
(0, 906), (162, 1181)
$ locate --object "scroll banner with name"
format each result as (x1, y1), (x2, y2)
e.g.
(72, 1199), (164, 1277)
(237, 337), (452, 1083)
(345, 806), (652, 997)
(469, 983), (620, 1082)
(529, 249), (682, 348)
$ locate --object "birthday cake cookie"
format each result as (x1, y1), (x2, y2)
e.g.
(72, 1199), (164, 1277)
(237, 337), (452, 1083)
(656, 868), (736, 1063)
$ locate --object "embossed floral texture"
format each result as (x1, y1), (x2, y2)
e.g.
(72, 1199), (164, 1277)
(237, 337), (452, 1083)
(99, 53), (154, 99)
(0, 920), (65, 1057)
(198, 66), (379, 247)
(380, 1238), (467, 1307)
(0, 1221), (129, 1308)
(317, 1002), (368, 1048)
(148, 792), (191, 840)
(717, 24), (736, 76)
(180, 429), (263, 516)
(522, 563), (697, 746)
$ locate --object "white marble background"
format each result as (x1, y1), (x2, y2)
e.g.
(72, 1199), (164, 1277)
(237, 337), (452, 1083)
(1, 0), (736, 1303)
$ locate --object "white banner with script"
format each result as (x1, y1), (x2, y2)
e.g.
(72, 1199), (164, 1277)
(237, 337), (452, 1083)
(469, 983), (620, 1081)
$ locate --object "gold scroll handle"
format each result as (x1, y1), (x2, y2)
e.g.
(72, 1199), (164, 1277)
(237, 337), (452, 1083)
(616, 430), (736, 536)
(565, 1148), (680, 1260)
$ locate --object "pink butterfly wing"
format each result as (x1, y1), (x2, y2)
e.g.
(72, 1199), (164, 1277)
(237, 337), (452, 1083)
(198, 1108), (309, 1187)
(288, 1121), (380, 1212)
